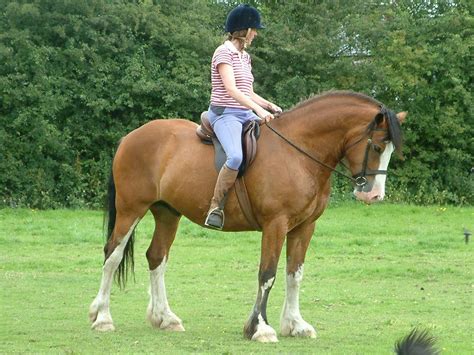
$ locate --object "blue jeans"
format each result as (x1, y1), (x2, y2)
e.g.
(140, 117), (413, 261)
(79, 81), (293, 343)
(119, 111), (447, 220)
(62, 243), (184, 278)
(208, 106), (259, 170)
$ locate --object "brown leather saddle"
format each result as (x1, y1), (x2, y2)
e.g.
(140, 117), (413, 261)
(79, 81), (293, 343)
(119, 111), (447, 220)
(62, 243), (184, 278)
(196, 111), (260, 177)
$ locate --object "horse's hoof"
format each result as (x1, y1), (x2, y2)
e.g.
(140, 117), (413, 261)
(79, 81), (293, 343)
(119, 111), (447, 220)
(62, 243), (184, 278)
(162, 322), (185, 332)
(281, 319), (317, 338)
(251, 329), (279, 343)
(293, 328), (317, 338)
(91, 321), (115, 332)
(147, 310), (185, 332)
(250, 322), (278, 343)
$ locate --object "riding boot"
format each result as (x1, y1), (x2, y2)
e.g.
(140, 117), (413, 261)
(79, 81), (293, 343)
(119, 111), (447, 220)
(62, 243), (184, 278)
(204, 165), (239, 230)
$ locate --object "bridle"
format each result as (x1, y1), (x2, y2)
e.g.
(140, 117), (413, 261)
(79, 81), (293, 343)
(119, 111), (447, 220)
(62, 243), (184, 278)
(345, 128), (389, 190)
(264, 120), (389, 190)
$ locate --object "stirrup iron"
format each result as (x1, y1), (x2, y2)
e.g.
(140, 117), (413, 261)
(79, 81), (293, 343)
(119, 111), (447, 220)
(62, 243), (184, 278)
(204, 207), (225, 230)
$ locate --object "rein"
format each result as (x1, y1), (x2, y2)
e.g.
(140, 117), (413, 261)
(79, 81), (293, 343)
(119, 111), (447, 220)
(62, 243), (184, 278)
(264, 119), (388, 189)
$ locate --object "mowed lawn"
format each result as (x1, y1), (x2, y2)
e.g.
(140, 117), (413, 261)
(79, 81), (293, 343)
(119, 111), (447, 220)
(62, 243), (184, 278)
(0, 202), (472, 354)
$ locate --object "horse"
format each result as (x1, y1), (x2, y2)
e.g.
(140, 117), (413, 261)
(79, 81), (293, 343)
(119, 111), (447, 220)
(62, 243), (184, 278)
(89, 90), (406, 342)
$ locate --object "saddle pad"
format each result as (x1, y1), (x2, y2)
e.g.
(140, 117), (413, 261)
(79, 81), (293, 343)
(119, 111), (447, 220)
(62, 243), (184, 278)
(212, 137), (230, 174)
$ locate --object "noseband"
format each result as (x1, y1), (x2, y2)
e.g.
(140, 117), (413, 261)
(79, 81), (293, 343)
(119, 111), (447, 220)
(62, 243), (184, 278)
(264, 122), (388, 190)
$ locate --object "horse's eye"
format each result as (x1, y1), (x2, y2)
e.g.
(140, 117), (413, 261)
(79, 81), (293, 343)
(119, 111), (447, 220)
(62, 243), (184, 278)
(373, 145), (383, 154)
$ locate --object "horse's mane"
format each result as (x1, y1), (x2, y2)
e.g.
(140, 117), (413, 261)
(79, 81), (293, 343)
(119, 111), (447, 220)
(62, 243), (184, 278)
(288, 90), (383, 111)
(284, 90), (403, 154)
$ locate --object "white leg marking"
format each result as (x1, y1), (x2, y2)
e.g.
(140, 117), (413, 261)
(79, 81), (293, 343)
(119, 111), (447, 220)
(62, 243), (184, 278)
(251, 314), (278, 343)
(247, 276), (278, 342)
(280, 265), (316, 338)
(147, 256), (185, 331)
(89, 218), (140, 331)
(260, 276), (275, 295)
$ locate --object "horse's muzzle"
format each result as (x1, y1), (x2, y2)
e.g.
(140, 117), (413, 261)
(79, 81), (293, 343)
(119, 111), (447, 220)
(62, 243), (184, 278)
(354, 189), (384, 204)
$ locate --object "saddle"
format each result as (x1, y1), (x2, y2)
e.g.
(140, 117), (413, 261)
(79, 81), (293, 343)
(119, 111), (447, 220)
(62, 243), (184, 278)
(196, 111), (260, 177)
(196, 111), (261, 230)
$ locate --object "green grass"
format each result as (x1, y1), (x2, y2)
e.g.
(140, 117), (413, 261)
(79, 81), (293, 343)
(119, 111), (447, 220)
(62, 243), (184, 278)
(1, 203), (472, 354)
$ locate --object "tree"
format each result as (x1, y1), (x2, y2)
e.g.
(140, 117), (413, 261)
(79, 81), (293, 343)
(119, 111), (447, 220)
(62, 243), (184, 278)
(0, 0), (471, 207)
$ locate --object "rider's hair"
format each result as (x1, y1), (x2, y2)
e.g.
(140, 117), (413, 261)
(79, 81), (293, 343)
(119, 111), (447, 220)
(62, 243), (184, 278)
(226, 29), (252, 49)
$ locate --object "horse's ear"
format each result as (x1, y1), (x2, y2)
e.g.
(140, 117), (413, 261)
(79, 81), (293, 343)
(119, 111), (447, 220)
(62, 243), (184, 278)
(396, 111), (407, 124)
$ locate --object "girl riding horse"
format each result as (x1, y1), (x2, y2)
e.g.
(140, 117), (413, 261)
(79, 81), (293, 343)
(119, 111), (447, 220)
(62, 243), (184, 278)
(205, 4), (282, 230)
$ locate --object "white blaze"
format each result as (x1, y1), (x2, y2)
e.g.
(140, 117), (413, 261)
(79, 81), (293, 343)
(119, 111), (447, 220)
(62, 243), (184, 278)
(354, 142), (394, 202)
(372, 142), (394, 199)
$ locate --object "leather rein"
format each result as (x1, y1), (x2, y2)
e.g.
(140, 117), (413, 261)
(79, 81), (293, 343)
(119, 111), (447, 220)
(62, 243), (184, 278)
(264, 118), (389, 189)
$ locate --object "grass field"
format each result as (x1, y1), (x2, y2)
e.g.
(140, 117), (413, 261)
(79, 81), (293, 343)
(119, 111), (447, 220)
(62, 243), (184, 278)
(0, 202), (472, 354)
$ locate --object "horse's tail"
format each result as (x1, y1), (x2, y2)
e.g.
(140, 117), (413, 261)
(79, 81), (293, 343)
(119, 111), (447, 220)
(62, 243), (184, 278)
(104, 163), (135, 289)
(394, 328), (439, 355)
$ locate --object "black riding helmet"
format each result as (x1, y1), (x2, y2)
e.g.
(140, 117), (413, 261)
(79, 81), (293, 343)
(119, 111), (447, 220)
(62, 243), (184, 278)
(225, 4), (265, 33)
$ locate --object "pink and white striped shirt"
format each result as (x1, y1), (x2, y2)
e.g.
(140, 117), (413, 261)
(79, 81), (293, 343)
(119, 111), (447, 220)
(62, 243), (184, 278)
(210, 41), (254, 109)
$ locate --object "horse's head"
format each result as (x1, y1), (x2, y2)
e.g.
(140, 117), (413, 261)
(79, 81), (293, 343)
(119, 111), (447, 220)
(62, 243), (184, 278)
(345, 109), (407, 204)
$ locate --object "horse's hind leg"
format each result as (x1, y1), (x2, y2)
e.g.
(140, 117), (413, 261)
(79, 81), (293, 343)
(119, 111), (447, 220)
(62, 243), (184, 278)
(89, 213), (141, 331)
(146, 203), (184, 331)
(280, 221), (317, 338)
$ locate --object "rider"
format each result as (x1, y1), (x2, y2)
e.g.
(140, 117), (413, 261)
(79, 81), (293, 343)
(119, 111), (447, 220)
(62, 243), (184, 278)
(204, 4), (282, 230)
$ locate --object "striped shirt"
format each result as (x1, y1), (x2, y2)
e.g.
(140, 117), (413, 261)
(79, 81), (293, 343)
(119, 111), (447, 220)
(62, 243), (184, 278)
(210, 41), (254, 109)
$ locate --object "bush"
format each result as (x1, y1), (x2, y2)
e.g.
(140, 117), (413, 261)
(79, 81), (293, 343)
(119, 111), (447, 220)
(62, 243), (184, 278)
(0, 0), (471, 207)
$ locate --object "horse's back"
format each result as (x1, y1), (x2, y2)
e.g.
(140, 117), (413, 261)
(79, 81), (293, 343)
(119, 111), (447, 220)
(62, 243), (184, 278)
(116, 118), (199, 157)
(121, 118), (197, 144)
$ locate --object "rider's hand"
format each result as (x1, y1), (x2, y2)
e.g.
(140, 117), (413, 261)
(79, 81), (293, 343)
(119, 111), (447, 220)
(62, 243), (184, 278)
(267, 103), (282, 114)
(256, 107), (274, 123)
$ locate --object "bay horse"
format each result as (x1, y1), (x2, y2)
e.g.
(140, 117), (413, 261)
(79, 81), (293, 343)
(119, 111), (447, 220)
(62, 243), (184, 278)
(89, 91), (406, 342)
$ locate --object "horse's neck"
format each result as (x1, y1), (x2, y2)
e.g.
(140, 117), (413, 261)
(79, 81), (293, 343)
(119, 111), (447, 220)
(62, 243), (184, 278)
(273, 104), (364, 167)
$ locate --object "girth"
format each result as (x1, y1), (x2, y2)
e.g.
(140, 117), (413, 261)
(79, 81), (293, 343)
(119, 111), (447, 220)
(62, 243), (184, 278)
(196, 111), (261, 230)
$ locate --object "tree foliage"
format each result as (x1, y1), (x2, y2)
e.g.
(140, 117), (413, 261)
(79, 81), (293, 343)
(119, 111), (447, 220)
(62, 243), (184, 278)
(0, 0), (472, 208)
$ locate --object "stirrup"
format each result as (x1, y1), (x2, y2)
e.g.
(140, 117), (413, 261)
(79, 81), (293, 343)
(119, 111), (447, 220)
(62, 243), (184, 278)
(204, 207), (225, 230)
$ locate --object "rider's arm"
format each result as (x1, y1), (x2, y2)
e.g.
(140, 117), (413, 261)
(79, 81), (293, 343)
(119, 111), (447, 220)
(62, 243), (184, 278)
(250, 89), (282, 114)
(218, 63), (273, 122)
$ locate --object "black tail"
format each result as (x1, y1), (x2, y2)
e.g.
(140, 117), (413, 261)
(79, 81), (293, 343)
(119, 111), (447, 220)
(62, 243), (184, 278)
(103, 169), (135, 289)
(394, 328), (440, 355)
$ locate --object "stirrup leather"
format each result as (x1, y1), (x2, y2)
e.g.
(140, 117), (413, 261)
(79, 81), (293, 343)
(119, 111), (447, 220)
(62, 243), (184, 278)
(204, 207), (225, 230)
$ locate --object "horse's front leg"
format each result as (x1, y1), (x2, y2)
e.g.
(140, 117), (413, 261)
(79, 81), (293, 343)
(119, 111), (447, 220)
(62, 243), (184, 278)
(244, 221), (286, 342)
(280, 221), (317, 338)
